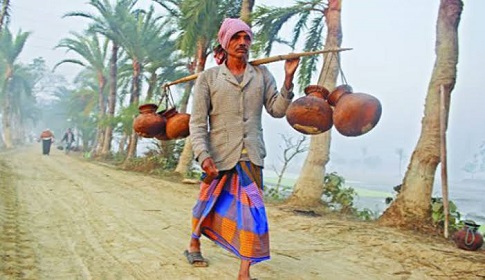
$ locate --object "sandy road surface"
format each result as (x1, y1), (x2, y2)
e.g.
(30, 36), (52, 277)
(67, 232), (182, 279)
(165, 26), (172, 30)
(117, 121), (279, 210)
(0, 146), (484, 280)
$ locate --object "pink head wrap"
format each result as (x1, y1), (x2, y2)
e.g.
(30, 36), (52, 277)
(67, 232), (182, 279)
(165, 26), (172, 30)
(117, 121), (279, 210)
(217, 18), (253, 51)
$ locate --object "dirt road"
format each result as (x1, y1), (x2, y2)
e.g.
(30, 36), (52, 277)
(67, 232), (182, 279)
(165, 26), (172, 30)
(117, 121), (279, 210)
(1, 146), (484, 280)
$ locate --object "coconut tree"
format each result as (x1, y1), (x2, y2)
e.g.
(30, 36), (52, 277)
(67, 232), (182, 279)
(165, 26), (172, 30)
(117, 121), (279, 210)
(65, 0), (138, 157)
(111, 5), (170, 162)
(54, 32), (109, 153)
(252, 0), (343, 207)
(378, 0), (463, 228)
(0, 28), (30, 148)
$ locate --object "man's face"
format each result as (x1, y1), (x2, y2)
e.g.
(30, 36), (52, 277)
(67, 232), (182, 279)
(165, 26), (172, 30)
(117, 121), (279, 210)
(226, 31), (251, 59)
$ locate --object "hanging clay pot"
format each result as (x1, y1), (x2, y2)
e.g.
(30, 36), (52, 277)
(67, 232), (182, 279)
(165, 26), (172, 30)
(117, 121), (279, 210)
(327, 84), (353, 106)
(162, 107), (191, 140)
(453, 221), (484, 251)
(153, 109), (169, 140)
(328, 85), (382, 137)
(286, 85), (333, 135)
(133, 103), (166, 138)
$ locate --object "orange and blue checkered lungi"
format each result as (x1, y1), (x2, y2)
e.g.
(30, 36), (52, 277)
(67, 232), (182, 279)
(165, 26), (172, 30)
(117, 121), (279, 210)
(191, 161), (270, 263)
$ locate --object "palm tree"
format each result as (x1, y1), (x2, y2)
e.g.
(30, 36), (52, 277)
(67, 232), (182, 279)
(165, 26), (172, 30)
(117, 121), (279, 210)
(65, 0), (138, 157)
(0, 28), (30, 148)
(288, 0), (342, 207)
(113, 5), (169, 162)
(379, 0), (463, 229)
(54, 32), (109, 153)
(252, 0), (342, 207)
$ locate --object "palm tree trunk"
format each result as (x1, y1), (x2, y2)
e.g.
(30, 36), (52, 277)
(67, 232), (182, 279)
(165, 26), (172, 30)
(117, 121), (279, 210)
(0, 131), (5, 148)
(1, 103), (13, 148)
(174, 38), (209, 176)
(194, 38), (209, 73)
(118, 134), (127, 155)
(101, 122), (113, 156)
(240, 0), (255, 25)
(12, 112), (23, 145)
(379, 0), (462, 228)
(124, 60), (142, 162)
(94, 73), (107, 156)
(125, 132), (139, 161)
(101, 44), (119, 157)
(145, 71), (157, 103)
(287, 0), (343, 207)
(174, 138), (193, 175)
(178, 80), (193, 114)
(1, 67), (13, 149)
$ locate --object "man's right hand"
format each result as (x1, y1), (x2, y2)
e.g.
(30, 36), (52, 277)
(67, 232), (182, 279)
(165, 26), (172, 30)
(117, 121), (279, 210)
(201, 157), (219, 178)
(202, 157), (219, 184)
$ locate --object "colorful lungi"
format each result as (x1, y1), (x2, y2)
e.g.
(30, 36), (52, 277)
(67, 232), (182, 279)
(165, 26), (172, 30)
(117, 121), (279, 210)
(191, 161), (270, 263)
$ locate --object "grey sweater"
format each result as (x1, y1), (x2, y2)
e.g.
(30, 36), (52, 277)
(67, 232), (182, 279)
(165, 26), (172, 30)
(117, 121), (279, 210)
(189, 62), (294, 171)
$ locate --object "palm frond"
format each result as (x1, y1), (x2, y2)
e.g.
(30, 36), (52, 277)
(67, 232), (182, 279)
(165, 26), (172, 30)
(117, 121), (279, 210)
(298, 16), (324, 87)
(152, 0), (181, 17)
(252, 5), (301, 56)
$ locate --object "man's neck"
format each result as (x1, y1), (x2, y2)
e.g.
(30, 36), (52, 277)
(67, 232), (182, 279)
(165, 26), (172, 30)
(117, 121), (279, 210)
(226, 56), (248, 75)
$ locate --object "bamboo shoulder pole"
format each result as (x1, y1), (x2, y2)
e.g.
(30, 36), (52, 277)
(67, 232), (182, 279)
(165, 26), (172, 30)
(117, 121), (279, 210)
(440, 84), (450, 239)
(163, 48), (352, 87)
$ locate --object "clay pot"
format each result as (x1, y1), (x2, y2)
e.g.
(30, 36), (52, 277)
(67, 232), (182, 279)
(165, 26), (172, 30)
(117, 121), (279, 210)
(153, 109), (169, 140)
(154, 133), (169, 141)
(162, 107), (191, 140)
(453, 221), (484, 251)
(327, 84), (353, 106)
(133, 103), (166, 138)
(329, 85), (382, 137)
(286, 85), (333, 135)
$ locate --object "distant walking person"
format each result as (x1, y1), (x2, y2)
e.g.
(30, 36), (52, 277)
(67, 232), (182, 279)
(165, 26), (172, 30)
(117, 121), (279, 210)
(39, 129), (55, 155)
(61, 128), (75, 154)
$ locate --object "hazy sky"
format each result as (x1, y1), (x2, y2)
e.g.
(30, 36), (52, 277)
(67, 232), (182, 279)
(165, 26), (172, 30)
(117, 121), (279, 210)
(9, 0), (485, 184)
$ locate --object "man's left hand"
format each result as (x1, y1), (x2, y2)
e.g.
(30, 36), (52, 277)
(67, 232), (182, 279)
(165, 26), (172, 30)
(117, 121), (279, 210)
(284, 57), (300, 90)
(285, 57), (300, 77)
